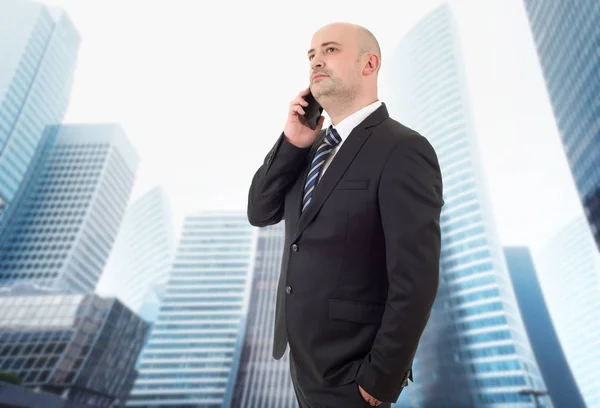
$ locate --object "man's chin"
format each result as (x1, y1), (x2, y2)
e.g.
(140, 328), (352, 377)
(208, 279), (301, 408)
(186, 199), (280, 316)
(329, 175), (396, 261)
(310, 84), (334, 98)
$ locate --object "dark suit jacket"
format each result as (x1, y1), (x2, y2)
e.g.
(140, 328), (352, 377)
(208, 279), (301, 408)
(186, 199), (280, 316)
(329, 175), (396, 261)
(247, 103), (444, 403)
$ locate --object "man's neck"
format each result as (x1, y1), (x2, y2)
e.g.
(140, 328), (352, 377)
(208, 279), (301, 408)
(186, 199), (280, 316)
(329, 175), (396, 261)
(325, 94), (379, 125)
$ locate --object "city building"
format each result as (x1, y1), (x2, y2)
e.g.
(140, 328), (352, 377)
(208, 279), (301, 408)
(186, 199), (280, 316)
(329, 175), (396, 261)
(0, 0), (80, 224)
(382, 4), (549, 407)
(523, 0), (600, 251)
(96, 185), (176, 323)
(0, 124), (140, 293)
(230, 221), (297, 408)
(535, 217), (600, 407)
(0, 285), (149, 408)
(504, 246), (586, 408)
(126, 212), (256, 408)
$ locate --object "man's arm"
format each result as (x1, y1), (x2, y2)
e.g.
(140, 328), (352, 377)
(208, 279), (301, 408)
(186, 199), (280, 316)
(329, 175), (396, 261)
(356, 133), (444, 402)
(247, 133), (312, 227)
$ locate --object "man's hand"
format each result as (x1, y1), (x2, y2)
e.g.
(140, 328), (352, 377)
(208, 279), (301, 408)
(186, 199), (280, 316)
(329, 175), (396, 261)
(283, 87), (325, 148)
(359, 385), (382, 406)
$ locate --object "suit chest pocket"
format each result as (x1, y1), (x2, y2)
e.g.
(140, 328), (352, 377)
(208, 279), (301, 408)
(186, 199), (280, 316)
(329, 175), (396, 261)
(334, 179), (370, 190)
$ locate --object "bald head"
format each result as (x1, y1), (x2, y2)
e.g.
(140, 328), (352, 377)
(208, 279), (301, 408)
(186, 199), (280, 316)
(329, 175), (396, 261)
(308, 22), (381, 116)
(311, 22), (381, 70)
(355, 25), (381, 66)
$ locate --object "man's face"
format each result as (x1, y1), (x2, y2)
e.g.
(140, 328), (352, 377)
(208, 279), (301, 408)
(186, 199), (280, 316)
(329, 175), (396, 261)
(307, 25), (362, 99)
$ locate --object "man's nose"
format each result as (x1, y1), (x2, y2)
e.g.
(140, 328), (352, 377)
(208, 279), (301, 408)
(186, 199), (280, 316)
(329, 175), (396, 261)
(310, 57), (324, 70)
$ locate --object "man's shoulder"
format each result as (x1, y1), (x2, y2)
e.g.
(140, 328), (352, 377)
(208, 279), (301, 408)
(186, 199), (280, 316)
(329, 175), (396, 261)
(373, 117), (432, 148)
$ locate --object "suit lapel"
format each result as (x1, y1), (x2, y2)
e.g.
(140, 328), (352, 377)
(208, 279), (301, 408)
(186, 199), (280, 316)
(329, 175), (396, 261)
(294, 126), (372, 241)
(292, 103), (390, 242)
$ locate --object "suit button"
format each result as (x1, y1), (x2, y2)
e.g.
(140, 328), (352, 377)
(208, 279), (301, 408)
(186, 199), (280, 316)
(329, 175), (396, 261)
(291, 244), (298, 252)
(286, 286), (293, 294)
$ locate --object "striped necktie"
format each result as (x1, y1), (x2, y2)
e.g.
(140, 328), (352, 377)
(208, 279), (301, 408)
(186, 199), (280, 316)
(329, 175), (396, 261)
(302, 126), (342, 212)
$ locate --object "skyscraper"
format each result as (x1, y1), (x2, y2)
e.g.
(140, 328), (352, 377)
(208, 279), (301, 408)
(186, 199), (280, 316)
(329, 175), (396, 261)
(0, 286), (149, 408)
(96, 186), (176, 323)
(0, 0), (80, 223)
(231, 221), (297, 408)
(0, 124), (140, 293)
(126, 212), (256, 408)
(535, 217), (600, 407)
(382, 4), (548, 407)
(522, 0), (600, 250)
(504, 246), (586, 408)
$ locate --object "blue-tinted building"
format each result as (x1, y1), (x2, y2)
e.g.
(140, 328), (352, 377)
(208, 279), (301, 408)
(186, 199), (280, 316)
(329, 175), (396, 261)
(382, 4), (549, 407)
(126, 212), (256, 408)
(0, 0), (80, 225)
(96, 185), (176, 324)
(523, 0), (600, 251)
(504, 246), (586, 408)
(536, 216), (600, 407)
(0, 285), (149, 408)
(231, 221), (297, 408)
(0, 124), (139, 293)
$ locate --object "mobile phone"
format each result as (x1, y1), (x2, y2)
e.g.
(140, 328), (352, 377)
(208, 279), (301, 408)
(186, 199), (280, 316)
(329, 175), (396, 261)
(303, 91), (323, 130)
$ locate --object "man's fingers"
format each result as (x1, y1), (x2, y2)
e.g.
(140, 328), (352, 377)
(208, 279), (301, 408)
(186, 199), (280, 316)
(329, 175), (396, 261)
(289, 97), (308, 107)
(315, 116), (325, 131)
(359, 385), (381, 406)
(291, 105), (305, 116)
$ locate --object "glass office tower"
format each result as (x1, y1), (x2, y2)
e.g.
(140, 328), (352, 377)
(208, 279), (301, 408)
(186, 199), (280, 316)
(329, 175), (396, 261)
(536, 217), (600, 407)
(231, 222), (297, 408)
(0, 124), (140, 293)
(0, 287), (149, 407)
(126, 212), (256, 408)
(504, 246), (586, 408)
(0, 0), (80, 224)
(96, 186), (176, 323)
(383, 4), (548, 407)
(523, 0), (600, 251)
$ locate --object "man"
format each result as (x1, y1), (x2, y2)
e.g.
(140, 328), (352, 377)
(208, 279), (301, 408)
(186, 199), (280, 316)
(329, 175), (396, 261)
(247, 22), (444, 407)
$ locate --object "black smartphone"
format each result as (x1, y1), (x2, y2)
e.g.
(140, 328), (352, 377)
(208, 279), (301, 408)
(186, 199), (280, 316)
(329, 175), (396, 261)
(303, 91), (323, 130)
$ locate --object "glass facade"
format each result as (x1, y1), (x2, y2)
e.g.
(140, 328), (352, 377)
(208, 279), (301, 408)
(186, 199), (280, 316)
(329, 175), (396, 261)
(504, 246), (586, 408)
(230, 221), (297, 408)
(0, 0), (80, 223)
(0, 288), (149, 407)
(523, 0), (600, 250)
(383, 4), (548, 407)
(96, 185), (176, 323)
(535, 217), (600, 408)
(126, 212), (256, 408)
(0, 124), (140, 293)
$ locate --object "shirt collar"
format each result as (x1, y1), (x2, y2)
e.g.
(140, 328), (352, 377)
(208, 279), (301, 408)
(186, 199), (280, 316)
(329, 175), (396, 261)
(331, 100), (383, 142)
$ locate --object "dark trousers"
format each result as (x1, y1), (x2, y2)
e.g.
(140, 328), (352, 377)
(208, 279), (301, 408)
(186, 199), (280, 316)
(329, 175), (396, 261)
(289, 351), (392, 408)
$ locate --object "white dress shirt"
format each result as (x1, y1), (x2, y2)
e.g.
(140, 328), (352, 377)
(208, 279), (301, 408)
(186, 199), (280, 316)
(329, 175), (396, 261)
(318, 100), (383, 183)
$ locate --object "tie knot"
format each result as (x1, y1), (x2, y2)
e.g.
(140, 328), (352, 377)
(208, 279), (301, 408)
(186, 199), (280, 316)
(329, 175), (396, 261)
(325, 127), (342, 147)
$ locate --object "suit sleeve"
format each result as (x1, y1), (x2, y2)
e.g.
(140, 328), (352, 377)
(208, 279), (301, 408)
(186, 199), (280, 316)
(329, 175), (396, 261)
(247, 133), (312, 227)
(355, 134), (444, 402)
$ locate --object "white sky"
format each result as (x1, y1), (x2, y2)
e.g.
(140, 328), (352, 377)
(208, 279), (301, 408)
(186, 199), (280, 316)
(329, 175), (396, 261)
(38, 0), (584, 252)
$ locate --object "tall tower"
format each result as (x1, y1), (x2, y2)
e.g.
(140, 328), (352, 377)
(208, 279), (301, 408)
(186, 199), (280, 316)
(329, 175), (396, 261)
(522, 0), (600, 251)
(0, 0), (80, 223)
(231, 222), (297, 408)
(535, 217), (600, 407)
(504, 246), (586, 408)
(0, 124), (139, 293)
(126, 212), (256, 408)
(383, 5), (548, 407)
(96, 186), (176, 323)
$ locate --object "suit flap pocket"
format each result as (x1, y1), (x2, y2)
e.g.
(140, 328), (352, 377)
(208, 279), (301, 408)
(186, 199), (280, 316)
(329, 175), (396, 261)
(329, 299), (385, 324)
(334, 179), (369, 190)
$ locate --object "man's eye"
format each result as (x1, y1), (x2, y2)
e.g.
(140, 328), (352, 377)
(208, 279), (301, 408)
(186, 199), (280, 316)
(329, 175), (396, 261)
(327, 47), (335, 52)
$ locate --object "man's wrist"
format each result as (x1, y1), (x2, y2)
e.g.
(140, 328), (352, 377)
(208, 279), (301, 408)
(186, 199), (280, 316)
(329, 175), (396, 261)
(283, 133), (312, 149)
